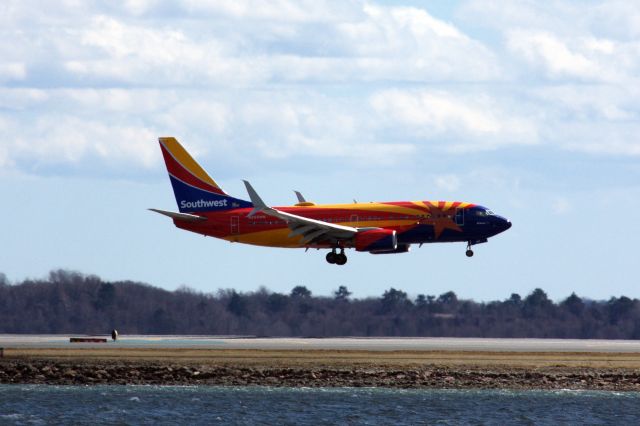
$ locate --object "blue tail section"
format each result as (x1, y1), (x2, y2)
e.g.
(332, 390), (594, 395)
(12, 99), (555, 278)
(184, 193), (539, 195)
(170, 176), (253, 213)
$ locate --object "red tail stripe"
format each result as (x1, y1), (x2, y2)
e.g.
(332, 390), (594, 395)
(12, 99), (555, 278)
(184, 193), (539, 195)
(161, 144), (225, 195)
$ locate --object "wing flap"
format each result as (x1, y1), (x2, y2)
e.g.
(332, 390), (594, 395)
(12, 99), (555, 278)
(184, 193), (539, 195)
(301, 229), (329, 244)
(288, 224), (317, 238)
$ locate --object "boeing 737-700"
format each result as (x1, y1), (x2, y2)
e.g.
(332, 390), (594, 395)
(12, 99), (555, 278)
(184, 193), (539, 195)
(151, 137), (512, 265)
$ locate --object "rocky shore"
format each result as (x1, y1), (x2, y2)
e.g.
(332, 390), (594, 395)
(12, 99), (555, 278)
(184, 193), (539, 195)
(2, 359), (640, 390)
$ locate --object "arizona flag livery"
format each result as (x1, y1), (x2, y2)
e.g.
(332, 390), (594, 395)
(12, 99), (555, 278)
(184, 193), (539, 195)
(151, 137), (512, 265)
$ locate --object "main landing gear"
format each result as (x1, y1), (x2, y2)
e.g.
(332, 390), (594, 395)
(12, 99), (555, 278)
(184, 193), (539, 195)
(465, 242), (474, 258)
(326, 248), (348, 265)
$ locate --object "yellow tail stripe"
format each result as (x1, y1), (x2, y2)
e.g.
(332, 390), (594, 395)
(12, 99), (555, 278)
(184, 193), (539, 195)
(159, 137), (221, 190)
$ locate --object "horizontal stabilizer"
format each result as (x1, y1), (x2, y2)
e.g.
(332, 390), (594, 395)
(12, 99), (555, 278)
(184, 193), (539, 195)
(148, 208), (207, 222)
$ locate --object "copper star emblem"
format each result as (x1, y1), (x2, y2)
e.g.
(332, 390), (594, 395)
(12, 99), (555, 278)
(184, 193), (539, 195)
(420, 203), (463, 239)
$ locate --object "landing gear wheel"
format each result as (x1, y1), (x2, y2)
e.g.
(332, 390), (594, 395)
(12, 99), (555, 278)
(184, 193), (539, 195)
(465, 249), (474, 257)
(326, 251), (337, 264)
(335, 252), (348, 265)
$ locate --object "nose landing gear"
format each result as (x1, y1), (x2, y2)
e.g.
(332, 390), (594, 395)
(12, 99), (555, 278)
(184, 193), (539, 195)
(465, 242), (474, 257)
(326, 248), (348, 265)
(465, 238), (487, 257)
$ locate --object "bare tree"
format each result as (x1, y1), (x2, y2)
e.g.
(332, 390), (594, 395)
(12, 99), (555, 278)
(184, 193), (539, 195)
(2, 270), (640, 339)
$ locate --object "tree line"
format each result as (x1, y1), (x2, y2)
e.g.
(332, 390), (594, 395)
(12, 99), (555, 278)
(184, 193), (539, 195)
(1, 270), (639, 338)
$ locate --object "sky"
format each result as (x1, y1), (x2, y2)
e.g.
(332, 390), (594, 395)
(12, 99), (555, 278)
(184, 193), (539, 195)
(1, 0), (640, 301)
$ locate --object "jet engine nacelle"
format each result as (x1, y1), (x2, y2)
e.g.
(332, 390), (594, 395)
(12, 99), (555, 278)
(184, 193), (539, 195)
(354, 229), (397, 252)
(370, 244), (411, 255)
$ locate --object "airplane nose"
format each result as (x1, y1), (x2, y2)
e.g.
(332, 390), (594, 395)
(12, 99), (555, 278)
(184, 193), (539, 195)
(493, 217), (511, 233)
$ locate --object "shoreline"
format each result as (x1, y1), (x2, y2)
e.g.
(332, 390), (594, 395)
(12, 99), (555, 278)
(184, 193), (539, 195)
(2, 348), (640, 390)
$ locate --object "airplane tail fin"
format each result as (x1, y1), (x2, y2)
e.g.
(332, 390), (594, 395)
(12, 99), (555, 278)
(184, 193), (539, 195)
(158, 137), (252, 213)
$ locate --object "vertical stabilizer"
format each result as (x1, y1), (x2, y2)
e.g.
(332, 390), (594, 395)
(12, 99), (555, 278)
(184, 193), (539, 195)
(158, 137), (252, 212)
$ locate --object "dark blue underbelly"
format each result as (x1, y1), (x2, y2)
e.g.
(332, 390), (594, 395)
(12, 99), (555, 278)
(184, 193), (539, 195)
(397, 224), (493, 244)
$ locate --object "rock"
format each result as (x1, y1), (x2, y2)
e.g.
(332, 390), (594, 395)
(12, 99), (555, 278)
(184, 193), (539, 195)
(22, 364), (38, 374)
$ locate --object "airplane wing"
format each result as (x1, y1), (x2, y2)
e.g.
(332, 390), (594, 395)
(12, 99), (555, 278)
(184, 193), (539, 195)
(244, 181), (357, 245)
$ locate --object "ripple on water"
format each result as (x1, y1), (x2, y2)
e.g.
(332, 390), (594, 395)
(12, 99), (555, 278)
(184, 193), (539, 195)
(0, 386), (639, 425)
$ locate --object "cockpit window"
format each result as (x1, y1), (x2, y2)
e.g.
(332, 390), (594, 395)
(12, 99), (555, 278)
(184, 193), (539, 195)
(475, 210), (487, 217)
(486, 210), (494, 215)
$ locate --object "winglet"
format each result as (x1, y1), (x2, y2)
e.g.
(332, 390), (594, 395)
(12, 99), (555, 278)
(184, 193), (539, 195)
(243, 180), (268, 217)
(294, 191), (306, 203)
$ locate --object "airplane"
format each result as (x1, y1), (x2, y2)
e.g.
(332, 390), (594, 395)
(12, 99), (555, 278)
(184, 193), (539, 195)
(151, 137), (512, 265)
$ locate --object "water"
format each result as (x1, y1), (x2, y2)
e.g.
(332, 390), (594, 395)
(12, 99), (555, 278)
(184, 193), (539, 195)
(1, 385), (638, 425)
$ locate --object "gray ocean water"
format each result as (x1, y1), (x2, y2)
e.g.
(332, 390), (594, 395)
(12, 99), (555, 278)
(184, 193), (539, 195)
(0, 385), (638, 425)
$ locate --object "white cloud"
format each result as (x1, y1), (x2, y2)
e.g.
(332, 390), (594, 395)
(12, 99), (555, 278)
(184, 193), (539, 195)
(434, 174), (461, 192)
(524, 82), (640, 156)
(123, 0), (160, 16)
(0, 117), (11, 168)
(0, 88), (48, 109)
(552, 197), (571, 215)
(162, 100), (230, 136)
(10, 115), (157, 169)
(181, 0), (350, 22)
(2, 0), (640, 180)
(2, 1), (500, 88)
(455, 0), (640, 157)
(532, 85), (636, 122)
(0, 63), (26, 81)
(459, 0), (640, 40)
(505, 30), (640, 85)
(371, 89), (500, 134)
(0, 87), (421, 174)
(66, 15), (234, 85)
(370, 89), (537, 152)
(337, 4), (500, 81)
(591, 1), (640, 39)
(507, 30), (601, 79)
(584, 38), (615, 55)
(561, 126), (640, 156)
(238, 97), (415, 164)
